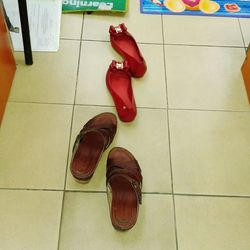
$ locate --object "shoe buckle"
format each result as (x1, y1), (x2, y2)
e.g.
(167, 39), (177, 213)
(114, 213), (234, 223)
(116, 62), (124, 70)
(114, 26), (122, 33)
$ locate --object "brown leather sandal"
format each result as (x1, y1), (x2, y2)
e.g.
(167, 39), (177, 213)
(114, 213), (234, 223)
(106, 147), (142, 231)
(70, 113), (117, 182)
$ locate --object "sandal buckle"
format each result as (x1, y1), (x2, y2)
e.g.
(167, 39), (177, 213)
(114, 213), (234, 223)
(114, 26), (122, 33)
(116, 62), (124, 70)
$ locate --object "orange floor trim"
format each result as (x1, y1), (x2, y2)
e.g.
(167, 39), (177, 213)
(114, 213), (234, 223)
(0, 5), (16, 124)
(241, 46), (250, 104)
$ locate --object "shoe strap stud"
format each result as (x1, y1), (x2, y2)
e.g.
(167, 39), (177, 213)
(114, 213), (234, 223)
(116, 62), (124, 70)
(114, 26), (122, 33)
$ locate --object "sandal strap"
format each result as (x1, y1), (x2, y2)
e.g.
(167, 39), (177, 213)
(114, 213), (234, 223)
(107, 161), (141, 180)
(72, 128), (107, 153)
(73, 121), (116, 151)
(82, 122), (116, 150)
(106, 163), (142, 204)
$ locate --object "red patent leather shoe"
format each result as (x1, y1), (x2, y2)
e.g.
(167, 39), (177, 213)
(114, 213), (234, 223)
(109, 23), (147, 78)
(106, 60), (137, 122)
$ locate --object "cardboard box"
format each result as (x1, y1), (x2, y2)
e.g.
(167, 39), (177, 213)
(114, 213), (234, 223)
(0, 5), (16, 124)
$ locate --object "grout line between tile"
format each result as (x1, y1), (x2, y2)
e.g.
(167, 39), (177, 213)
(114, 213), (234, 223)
(237, 18), (247, 51)
(0, 187), (64, 192)
(60, 38), (81, 41)
(174, 193), (250, 199)
(164, 43), (246, 49)
(1, 187), (250, 200)
(63, 190), (174, 196)
(65, 190), (106, 194)
(161, 15), (179, 250)
(64, 191), (173, 195)
(7, 101), (249, 113)
(8, 100), (74, 106)
(81, 39), (164, 45)
(56, 13), (85, 250)
(73, 103), (168, 110)
(168, 107), (250, 113)
(79, 39), (246, 49)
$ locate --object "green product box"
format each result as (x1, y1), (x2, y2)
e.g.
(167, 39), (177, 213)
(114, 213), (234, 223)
(62, 0), (128, 13)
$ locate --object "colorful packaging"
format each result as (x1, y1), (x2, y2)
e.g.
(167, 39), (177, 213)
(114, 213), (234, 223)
(62, 0), (128, 13)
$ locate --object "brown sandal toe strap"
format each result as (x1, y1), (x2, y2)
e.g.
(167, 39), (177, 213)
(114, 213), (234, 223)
(106, 162), (143, 204)
(107, 164), (142, 183)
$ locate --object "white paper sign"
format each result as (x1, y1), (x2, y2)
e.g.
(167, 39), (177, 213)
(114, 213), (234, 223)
(3, 0), (62, 51)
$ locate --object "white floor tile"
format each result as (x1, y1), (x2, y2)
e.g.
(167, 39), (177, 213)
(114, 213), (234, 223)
(175, 195), (250, 250)
(9, 40), (80, 104)
(0, 103), (72, 189)
(165, 45), (249, 110)
(169, 110), (250, 195)
(61, 13), (83, 40)
(59, 192), (176, 250)
(0, 190), (63, 250)
(163, 16), (244, 46)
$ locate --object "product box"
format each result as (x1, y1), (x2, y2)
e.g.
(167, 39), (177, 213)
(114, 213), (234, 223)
(62, 0), (127, 13)
(241, 45), (250, 104)
(0, 4), (16, 124)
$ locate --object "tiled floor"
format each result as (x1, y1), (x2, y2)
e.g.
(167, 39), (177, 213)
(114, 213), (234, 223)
(0, 1), (250, 249)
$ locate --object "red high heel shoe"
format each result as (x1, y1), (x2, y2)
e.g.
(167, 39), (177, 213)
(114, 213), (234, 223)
(106, 60), (137, 122)
(109, 23), (147, 78)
